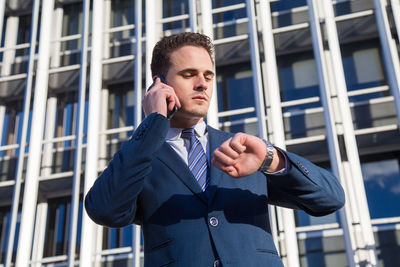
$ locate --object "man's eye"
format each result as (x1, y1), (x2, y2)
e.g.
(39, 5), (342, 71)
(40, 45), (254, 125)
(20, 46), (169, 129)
(205, 75), (213, 81)
(182, 73), (194, 78)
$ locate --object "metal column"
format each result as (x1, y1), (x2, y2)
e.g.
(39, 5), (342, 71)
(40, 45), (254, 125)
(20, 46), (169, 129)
(68, 0), (90, 266)
(188, 0), (198, 33)
(0, 105), (5, 144)
(308, 0), (378, 265)
(80, 0), (104, 265)
(134, 0), (143, 128)
(133, 0), (143, 265)
(392, 0), (400, 44)
(201, 0), (219, 129)
(373, 0), (400, 129)
(15, 0), (55, 265)
(145, 0), (163, 87)
(256, 1), (299, 265)
(0, 0), (6, 46)
(1, 16), (18, 76)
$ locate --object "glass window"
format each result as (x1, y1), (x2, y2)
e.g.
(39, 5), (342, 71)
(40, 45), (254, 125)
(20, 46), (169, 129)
(162, 0), (189, 32)
(277, 52), (321, 111)
(110, 0), (134, 57)
(0, 206), (21, 263)
(296, 211), (340, 227)
(361, 156), (400, 219)
(102, 225), (133, 249)
(108, 83), (135, 137)
(375, 229), (400, 267)
(298, 234), (347, 267)
(61, 3), (83, 65)
(216, 63), (257, 133)
(334, 0), (374, 17)
(43, 197), (83, 257)
(271, 0), (307, 12)
(341, 40), (388, 102)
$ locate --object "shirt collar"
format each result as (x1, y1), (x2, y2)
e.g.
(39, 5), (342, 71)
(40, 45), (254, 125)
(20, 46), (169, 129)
(166, 121), (207, 141)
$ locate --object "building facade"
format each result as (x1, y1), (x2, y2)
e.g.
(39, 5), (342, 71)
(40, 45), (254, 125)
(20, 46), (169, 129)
(0, 0), (399, 266)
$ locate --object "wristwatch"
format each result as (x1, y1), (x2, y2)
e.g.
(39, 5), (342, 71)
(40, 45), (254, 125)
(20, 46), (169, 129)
(259, 140), (274, 173)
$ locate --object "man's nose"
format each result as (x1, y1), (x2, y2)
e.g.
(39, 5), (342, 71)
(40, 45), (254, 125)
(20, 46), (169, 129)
(194, 75), (208, 91)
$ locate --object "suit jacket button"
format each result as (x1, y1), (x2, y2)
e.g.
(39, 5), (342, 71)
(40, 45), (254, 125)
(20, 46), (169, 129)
(209, 217), (218, 226)
(213, 259), (221, 267)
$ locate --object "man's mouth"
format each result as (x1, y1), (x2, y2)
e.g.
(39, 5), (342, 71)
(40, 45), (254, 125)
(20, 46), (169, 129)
(192, 94), (208, 101)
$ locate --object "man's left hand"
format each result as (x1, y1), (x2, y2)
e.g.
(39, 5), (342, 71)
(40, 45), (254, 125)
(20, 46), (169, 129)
(211, 133), (284, 178)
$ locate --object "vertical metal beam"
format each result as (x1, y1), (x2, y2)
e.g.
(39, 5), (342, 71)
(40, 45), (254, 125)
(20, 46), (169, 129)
(15, 0), (55, 266)
(308, 0), (378, 265)
(247, 3), (300, 265)
(201, 0), (219, 129)
(257, 0), (295, 259)
(245, 0), (267, 139)
(306, 1), (357, 266)
(50, 4), (63, 68)
(103, 0), (111, 60)
(68, 0), (90, 266)
(322, 1), (377, 265)
(1, 16), (18, 76)
(31, 202), (49, 267)
(134, 0), (143, 128)
(374, 0), (400, 130)
(392, 0), (400, 44)
(0, 0), (6, 46)
(0, 105), (5, 145)
(133, 1), (143, 264)
(145, 0), (162, 87)
(30, 96), (57, 267)
(79, 0), (104, 265)
(188, 0), (197, 32)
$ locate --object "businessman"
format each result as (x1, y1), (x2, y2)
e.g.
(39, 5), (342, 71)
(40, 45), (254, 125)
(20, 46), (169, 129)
(85, 32), (345, 267)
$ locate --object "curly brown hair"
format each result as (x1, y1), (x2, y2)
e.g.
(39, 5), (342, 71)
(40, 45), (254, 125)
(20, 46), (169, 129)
(150, 32), (214, 77)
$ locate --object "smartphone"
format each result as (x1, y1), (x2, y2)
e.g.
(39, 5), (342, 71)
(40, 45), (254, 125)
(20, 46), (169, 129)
(147, 75), (178, 120)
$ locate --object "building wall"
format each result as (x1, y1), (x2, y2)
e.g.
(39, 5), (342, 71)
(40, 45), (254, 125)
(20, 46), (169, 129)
(0, 0), (399, 266)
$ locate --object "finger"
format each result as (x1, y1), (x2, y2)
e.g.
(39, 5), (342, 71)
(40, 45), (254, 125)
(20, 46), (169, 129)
(213, 149), (237, 166)
(211, 158), (237, 175)
(229, 134), (246, 153)
(218, 141), (241, 159)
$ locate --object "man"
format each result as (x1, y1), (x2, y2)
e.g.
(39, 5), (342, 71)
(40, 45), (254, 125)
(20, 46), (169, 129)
(85, 32), (345, 267)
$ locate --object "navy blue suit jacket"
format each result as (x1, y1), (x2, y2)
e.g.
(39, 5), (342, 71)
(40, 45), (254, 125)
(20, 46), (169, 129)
(85, 113), (345, 267)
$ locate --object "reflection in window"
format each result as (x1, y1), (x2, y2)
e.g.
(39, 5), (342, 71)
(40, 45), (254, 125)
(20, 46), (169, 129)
(61, 3), (83, 65)
(108, 83), (135, 138)
(43, 198), (83, 257)
(103, 225), (133, 250)
(277, 52), (321, 111)
(296, 210), (339, 227)
(212, 0), (247, 39)
(0, 206), (20, 263)
(271, 0), (307, 12)
(361, 158), (400, 219)
(216, 63), (257, 133)
(375, 229), (400, 267)
(163, 0), (188, 32)
(298, 235), (347, 267)
(341, 40), (388, 102)
(110, 0), (134, 57)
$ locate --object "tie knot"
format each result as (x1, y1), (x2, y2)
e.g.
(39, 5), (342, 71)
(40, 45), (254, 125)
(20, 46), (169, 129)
(181, 128), (195, 140)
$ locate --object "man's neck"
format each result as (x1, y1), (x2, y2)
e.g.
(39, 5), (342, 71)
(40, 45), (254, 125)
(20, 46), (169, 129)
(169, 117), (204, 129)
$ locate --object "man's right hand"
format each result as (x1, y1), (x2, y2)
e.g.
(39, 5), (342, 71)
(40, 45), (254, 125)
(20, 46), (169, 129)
(142, 77), (181, 118)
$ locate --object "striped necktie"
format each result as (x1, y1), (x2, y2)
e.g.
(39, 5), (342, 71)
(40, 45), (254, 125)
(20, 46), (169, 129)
(181, 128), (209, 191)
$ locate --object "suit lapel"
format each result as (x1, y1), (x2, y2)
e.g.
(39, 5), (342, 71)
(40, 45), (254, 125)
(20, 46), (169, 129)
(155, 142), (208, 205)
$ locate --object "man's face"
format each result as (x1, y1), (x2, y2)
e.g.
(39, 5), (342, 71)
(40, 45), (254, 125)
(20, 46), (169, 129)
(165, 45), (214, 126)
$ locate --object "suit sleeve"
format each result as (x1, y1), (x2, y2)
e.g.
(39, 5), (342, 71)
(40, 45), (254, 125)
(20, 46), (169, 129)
(84, 113), (169, 228)
(266, 151), (345, 216)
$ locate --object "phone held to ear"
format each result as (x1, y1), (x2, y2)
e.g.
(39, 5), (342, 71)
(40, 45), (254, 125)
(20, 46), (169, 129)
(147, 75), (179, 120)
